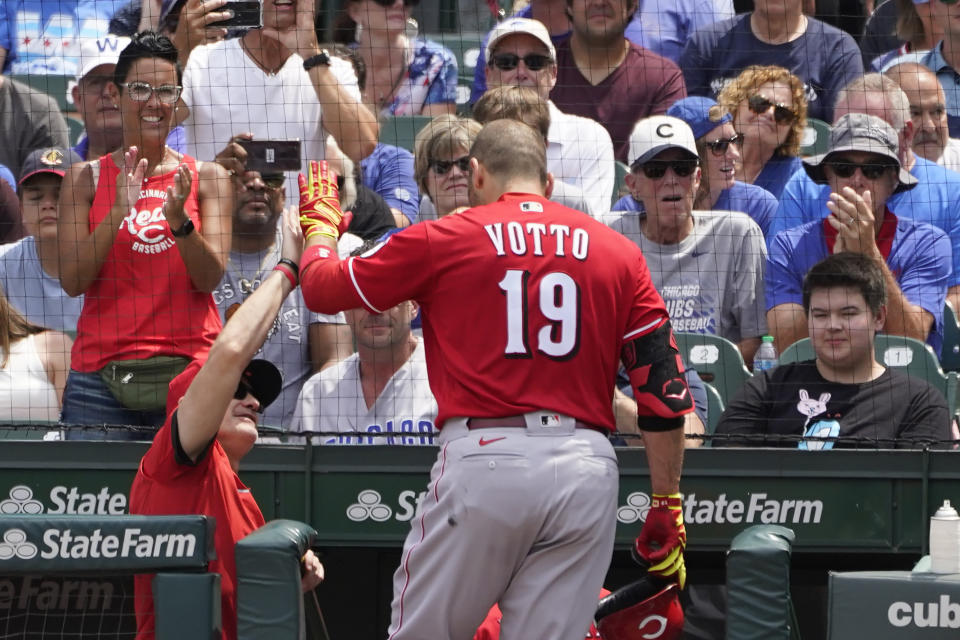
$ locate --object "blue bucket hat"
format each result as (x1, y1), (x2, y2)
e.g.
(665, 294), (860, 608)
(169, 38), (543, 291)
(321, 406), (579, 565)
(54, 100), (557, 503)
(666, 97), (732, 141)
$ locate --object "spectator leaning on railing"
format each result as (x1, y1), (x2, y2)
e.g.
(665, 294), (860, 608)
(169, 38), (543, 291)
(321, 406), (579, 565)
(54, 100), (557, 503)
(715, 252), (952, 449)
(57, 32), (232, 435)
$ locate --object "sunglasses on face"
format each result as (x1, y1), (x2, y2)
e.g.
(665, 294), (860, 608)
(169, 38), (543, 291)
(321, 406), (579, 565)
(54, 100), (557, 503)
(430, 156), (470, 175)
(704, 133), (744, 155)
(372, 0), (419, 7)
(234, 380), (264, 412)
(824, 160), (897, 180)
(635, 160), (699, 179)
(122, 81), (182, 105)
(747, 94), (796, 125)
(260, 173), (285, 189)
(489, 53), (553, 72)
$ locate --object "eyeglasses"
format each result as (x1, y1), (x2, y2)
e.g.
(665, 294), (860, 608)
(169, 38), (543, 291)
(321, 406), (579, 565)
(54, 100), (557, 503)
(635, 160), (699, 179)
(489, 53), (553, 72)
(704, 134), (744, 156)
(747, 95), (797, 125)
(233, 380), (264, 413)
(121, 81), (182, 104)
(824, 160), (897, 180)
(430, 156), (470, 175)
(372, 0), (419, 7)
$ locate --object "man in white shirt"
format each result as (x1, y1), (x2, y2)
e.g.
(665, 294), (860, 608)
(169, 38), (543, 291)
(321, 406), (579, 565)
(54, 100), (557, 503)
(886, 62), (960, 173)
(482, 17), (615, 215)
(292, 243), (437, 444)
(176, 0), (378, 198)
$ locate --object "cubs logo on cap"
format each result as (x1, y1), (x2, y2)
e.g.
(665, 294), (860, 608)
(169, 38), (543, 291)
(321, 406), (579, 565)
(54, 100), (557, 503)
(627, 116), (699, 168)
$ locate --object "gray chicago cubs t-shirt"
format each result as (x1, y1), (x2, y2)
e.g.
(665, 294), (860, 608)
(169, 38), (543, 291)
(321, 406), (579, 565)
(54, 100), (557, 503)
(602, 209), (767, 343)
(214, 237), (344, 429)
(0, 236), (82, 331)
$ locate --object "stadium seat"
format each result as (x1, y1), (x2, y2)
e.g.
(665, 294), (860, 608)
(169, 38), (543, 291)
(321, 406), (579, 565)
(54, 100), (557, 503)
(800, 118), (831, 157)
(703, 382), (724, 446)
(612, 161), (630, 207)
(10, 73), (74, 112)
(66, 116), (85, 146)
(780, 335), (959, 423)
(378, 115), (434, 152)
(941, 303), (960, 373)
(673, 332), (751, 406)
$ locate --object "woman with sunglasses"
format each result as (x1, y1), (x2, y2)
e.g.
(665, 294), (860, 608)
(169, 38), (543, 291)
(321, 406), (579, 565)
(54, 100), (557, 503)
(614, 96), (778, 238)
(717, 65), (807, 201)
(413, 115), (482, 219)
(333, 0), (458, 116)
(57, 31), (231, 436)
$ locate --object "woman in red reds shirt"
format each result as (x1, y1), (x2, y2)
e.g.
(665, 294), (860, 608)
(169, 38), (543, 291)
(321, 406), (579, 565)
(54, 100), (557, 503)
(57, 31), (232, 437)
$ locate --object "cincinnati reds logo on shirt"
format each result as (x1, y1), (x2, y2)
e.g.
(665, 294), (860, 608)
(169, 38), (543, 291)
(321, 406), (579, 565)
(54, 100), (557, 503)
(120, 189), (177, 255)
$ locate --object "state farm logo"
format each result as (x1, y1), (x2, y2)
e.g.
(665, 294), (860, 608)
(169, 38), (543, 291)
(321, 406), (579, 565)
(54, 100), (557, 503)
(617, 492), (651, 524)
(0, 529), (38, 560)
(346, 490), (393, 522)
(0, 484), (126, 515)
(0, 486), (43, 515)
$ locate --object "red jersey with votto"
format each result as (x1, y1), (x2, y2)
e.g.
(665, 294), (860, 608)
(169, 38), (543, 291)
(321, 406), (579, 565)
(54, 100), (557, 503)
(301, 193), (672, 430)
(71, 154), (221, 372)
(130, 366), (265, 640)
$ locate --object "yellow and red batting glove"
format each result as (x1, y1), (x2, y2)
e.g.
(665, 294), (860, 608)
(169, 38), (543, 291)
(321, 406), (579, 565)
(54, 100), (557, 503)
(298, 160), (351, 240)
(632, 492), (687, 589)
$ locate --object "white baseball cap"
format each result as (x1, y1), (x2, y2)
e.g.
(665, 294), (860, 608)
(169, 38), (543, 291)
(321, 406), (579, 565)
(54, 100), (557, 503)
(627, 116), (699, 167)
(77, 36), (131, 80)
(484, 17), (556, 62)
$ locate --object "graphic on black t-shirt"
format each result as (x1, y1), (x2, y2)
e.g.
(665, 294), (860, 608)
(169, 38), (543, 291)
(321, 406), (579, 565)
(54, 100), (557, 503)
(795, 389), (838, 450)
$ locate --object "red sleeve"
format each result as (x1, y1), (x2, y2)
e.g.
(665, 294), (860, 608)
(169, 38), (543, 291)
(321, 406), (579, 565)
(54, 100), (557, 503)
(301, 225), (436, 314)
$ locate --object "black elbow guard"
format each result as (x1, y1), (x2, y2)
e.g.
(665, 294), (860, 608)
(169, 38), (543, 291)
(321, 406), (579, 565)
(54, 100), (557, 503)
(622, 321), (693, 432)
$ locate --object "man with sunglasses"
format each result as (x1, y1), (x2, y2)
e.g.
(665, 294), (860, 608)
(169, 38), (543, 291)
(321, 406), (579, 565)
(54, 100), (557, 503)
(481, 17), (614, 216)
(679, 0), (862, 123)
(298, 119), (692, 639)
(604, 115), (768, 367)
(550, 0), (687, 164)
(766, 112), (950, 356)
(212, 136), (356, 430)
(131, 206), (325, 640)
(773, 73), (960, 317)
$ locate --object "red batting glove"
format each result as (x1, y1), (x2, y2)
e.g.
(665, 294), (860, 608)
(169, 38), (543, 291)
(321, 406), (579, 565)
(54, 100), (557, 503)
(632, 493), (687, 589)
(298, 160), (351, 240)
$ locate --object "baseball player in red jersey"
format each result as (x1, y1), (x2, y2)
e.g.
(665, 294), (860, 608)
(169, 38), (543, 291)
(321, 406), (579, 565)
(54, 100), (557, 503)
(298, 120), (692, 640)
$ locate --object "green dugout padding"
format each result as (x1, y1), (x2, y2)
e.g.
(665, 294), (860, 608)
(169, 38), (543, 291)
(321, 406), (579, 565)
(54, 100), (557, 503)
(828, 571), (960, 638)
(236, 519), (317, 640)
(726, 525), (798, 640)
(154, 573), (221, 640)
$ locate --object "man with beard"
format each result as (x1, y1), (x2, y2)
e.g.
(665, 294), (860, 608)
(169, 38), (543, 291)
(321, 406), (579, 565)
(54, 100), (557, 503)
(549, 0), (686, 163)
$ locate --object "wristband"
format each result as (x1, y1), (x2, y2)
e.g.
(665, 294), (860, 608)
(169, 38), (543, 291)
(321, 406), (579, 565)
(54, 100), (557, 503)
(277, 257), (299, 273)
(273, 263), (297, 287)
(651, 493), (683, 509)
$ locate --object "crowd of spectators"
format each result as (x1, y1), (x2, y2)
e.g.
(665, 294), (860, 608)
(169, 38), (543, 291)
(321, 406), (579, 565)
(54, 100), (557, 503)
(1, 0), (959, 449)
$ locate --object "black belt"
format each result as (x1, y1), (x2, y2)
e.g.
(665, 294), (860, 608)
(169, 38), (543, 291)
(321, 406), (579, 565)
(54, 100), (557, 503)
(466, 416), (608, 435)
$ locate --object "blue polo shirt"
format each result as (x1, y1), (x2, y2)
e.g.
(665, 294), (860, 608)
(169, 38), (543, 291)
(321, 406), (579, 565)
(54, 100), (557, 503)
(755, 155), (803, 202)
(360, 143), (419, 223)
(772, 156), (960, 287)
(766, 212), (951, 354)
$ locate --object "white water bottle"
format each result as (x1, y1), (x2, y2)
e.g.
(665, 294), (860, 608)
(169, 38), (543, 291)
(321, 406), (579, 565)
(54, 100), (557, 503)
(753, 336), (778, 374)
(930, 500), (960, 573)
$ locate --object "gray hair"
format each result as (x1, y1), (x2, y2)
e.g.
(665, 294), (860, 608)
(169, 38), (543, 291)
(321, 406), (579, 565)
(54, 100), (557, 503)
(834, 73), (910, 131)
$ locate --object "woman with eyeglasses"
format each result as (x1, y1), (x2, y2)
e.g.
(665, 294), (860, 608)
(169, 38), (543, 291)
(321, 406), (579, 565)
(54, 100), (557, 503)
(413, 115), (482, 219)
(613, 96), (778, 238)
(56, 31), (231, 436)
(333, 0), (458, 116)
(717, 65), (808, 201)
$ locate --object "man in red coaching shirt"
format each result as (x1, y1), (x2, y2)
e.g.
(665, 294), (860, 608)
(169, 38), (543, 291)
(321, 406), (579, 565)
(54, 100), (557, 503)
(130, 208), (323, 640)
(297, 119), (691, 640)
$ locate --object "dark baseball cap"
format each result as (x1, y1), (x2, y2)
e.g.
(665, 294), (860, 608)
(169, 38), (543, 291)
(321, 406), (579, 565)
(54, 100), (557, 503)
(803, 113), (917, 194)
(238, 359), (283, 410)
(18, 147), (82, 190)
